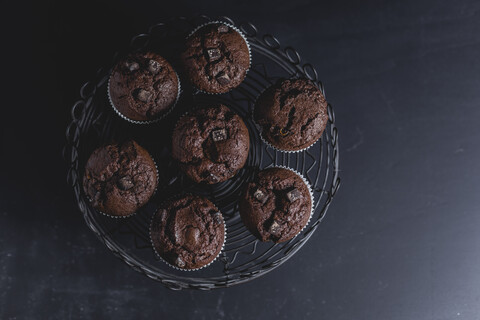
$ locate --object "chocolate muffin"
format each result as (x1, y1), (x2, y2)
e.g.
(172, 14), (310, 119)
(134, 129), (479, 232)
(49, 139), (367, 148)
(181, 22), (250, 94)
(254, 79), (328, 151)
(239, 167), (312, 243)
(150, 195), (225, 270)
(108, 52), (179, 122)
(83, 140), (158, 217)
(172, 104), (250, 184)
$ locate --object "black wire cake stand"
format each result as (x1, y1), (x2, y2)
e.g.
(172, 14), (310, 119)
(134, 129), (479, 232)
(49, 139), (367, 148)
(63, 16), (340, 290)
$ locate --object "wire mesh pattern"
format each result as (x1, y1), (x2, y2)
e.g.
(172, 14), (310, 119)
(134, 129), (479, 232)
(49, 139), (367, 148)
(63, 16), (340, 290)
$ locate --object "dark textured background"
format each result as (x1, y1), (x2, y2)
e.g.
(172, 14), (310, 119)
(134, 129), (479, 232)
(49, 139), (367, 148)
(2, 0), (480, 319)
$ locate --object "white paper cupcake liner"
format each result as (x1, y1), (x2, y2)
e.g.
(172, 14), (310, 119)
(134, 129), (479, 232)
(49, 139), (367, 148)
(107, 62), (182, 125)
(258, 128), (320, 154)
(149, 194), (227, 271)
(86, 152), (160, 219)
(185, 20), (252, 95)
(262, 165), (315, 241)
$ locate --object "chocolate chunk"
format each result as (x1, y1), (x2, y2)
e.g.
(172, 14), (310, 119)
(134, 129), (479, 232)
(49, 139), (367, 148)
(207, 48), (221, 61)
(117, 176), (134, 190)
(134, 88), (153, 102)
(175, 256), (185, 268)
(212, 129), (227, 142)
(253, 189), (268, 204)
(125, 61), (139, 71)
(269, 220), (281, 236)
(148, 59), (162, 74)
(213, 212), (223, 224)
(216, 72), (231, 85)
(185, 226), (200, 249)
(286, 188), (302, 202)
(218, 24), (229, 33)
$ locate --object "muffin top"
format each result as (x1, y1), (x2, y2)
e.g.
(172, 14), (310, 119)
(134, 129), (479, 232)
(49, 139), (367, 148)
(109, 52), (179, 122)
(172, 104), (250, 184)
(254, 79), (328, 151)
(239, 167), (312, 243)
(150, 195), (225, 270)
(181, 23), (250, 93)
(83, 140), (158, 217)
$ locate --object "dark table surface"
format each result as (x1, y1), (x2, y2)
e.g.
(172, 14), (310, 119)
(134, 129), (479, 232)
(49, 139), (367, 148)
(2, 0), (480, 319)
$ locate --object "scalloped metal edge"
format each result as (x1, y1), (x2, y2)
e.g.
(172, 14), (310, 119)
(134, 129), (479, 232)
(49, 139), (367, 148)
(86, 151), (160, 219)
(149, 194), (227, 271)
(107, 58), (182, 125)
(185, 20), (252, 95)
